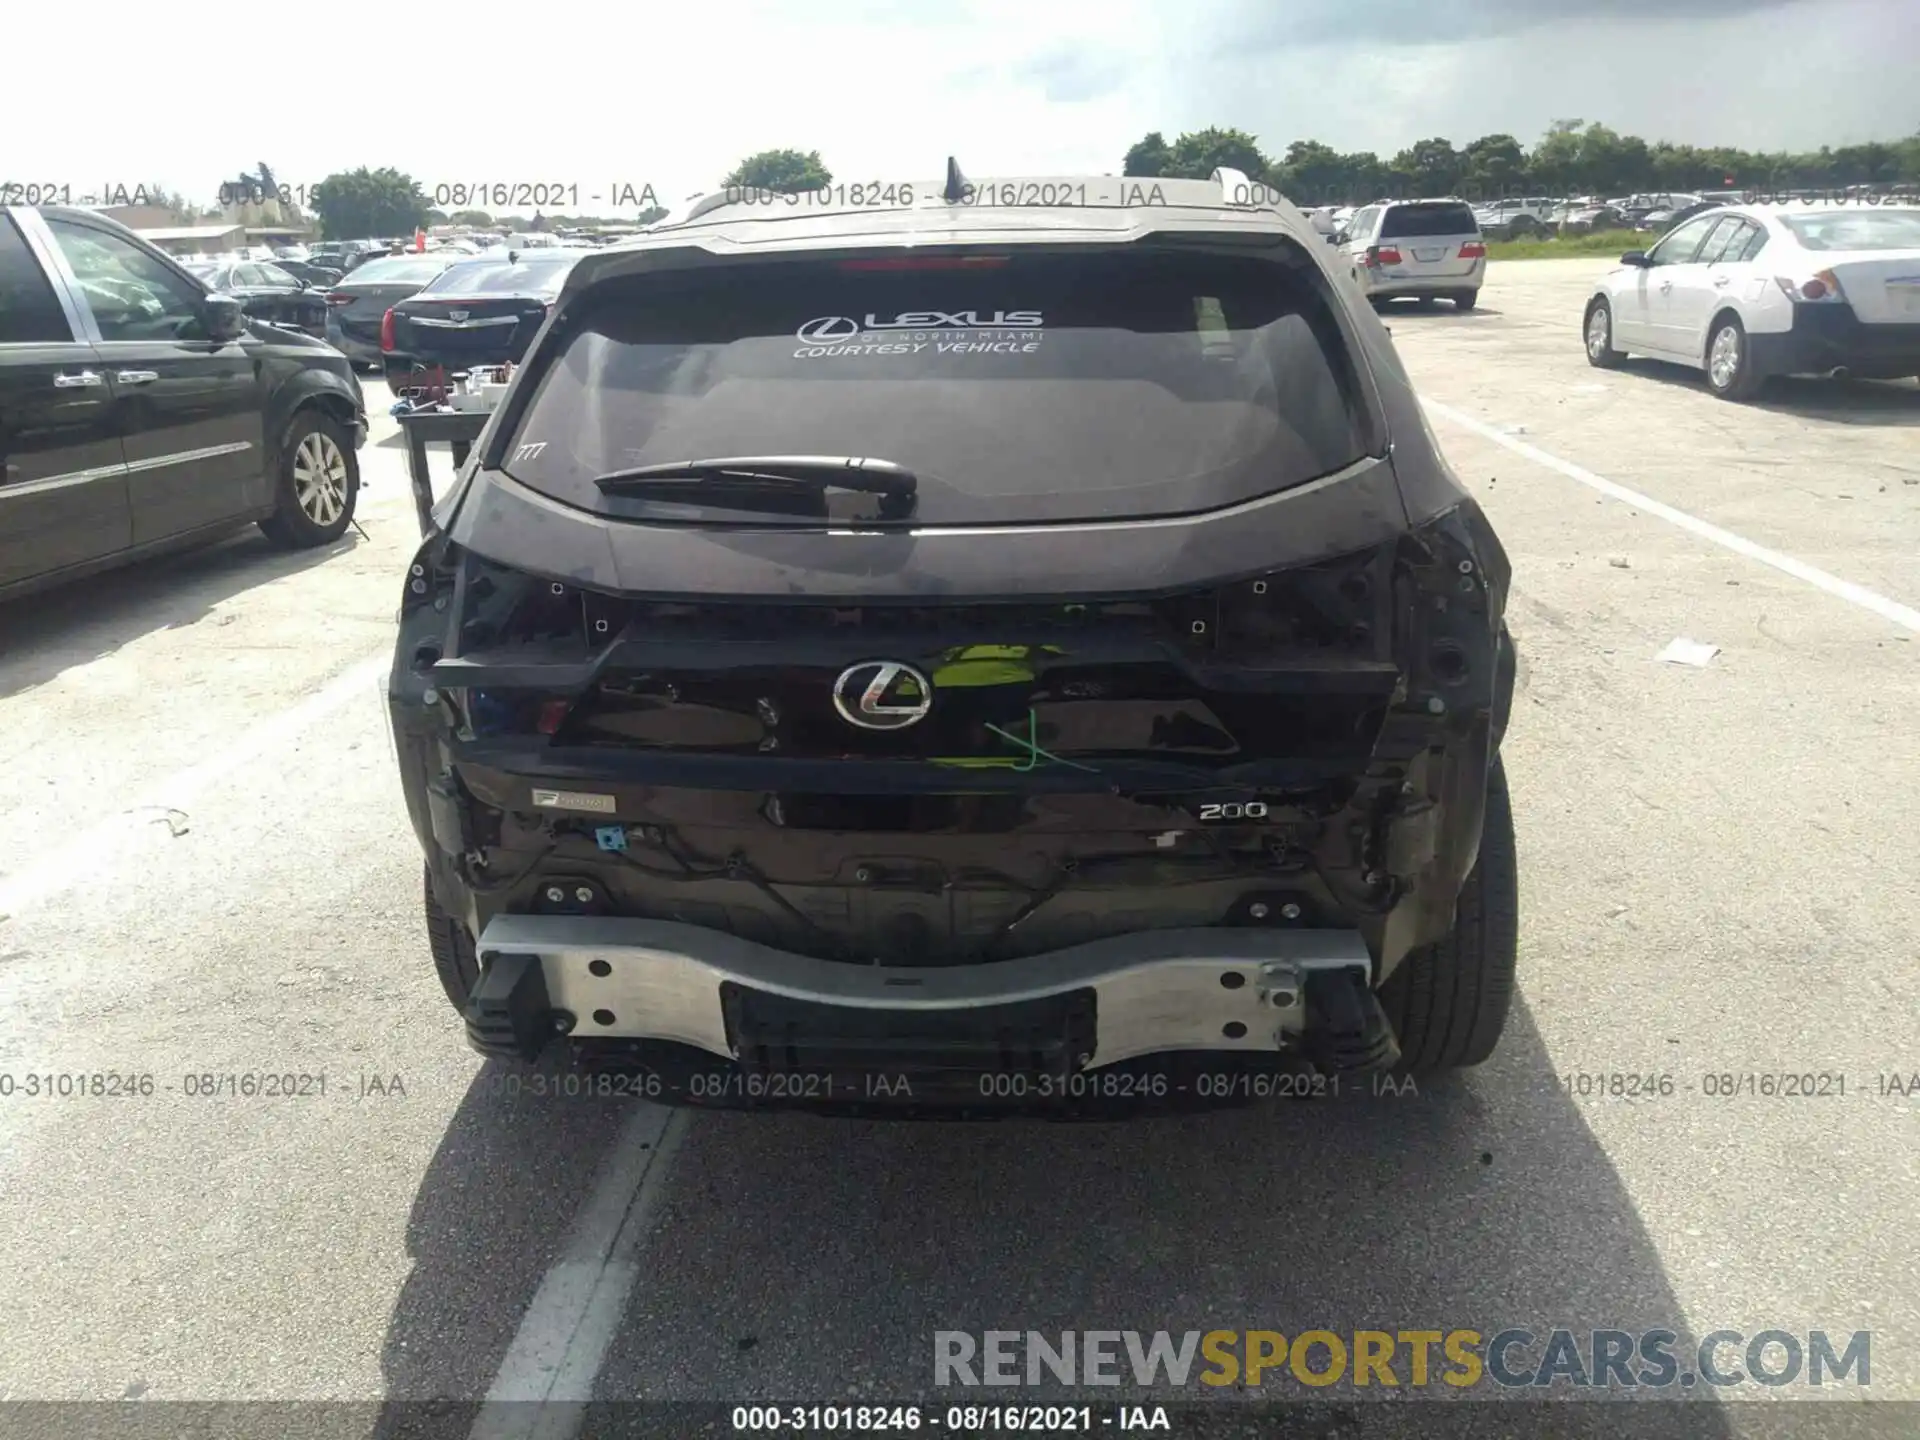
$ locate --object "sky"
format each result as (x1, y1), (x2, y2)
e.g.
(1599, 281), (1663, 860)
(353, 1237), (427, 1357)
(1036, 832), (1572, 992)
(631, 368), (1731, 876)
(2, 0), (1914, 214)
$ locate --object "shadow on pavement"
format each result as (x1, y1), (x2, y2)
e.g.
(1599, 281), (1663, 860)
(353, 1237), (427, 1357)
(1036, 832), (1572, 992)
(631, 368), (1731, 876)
(1613, 358), (1920, 423)
(1372, 299), (1504, 319)
(364, 994), (1771, 1438)
(369, 1063), (636, 1414)
(1753, 374), (1920, 426)
(586, 996), (1736, 1421)
(0, 528), (361, 703)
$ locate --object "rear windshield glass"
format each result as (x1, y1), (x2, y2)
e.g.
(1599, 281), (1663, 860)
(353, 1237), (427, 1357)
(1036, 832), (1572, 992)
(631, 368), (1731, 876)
(347, 256), (452, 285)
(1780, 210), (1920, 251)
(499, 248), (1374, 526)
(423, 257), (578, 296)
(1379, 203), (1480, 239)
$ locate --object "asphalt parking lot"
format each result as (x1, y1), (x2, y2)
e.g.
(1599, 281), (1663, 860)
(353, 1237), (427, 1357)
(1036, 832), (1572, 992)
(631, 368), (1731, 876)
(1, 258), (1916, 1435)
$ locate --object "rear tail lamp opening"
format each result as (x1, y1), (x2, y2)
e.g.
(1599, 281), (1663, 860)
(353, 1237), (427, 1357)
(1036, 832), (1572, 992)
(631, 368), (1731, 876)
(1212, 555), (1387, 656)
(1458, 242), (1487, 259)
(449, 689), (577, 741)
(1775, 270), (1845, 303)
(324, 291), (354, 307)
(1363, 246), (1404, 267)
(380, 308), (396, 351)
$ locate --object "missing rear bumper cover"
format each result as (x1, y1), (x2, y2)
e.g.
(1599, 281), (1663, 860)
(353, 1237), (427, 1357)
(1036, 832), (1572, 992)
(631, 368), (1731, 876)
(472, 913), (1383, 1073)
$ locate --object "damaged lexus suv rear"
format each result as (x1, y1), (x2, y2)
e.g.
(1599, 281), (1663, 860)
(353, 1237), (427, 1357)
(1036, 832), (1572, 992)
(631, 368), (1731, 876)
(388, 167), (1518, 1114)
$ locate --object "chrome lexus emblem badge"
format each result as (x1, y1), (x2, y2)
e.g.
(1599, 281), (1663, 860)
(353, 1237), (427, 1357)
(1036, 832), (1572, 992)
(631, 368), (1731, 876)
(448, 309), (470, 322)
(832, 661), (932, 730)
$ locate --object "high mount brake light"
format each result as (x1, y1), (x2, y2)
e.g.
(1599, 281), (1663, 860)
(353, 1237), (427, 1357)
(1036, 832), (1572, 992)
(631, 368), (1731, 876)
(837, 255), (1010, 272)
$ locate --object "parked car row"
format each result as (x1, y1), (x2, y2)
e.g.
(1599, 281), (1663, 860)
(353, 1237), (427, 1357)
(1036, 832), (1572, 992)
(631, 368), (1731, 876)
(1461, 193), (1736, 240)
(384, 251), (583, 382)
(321, 254), (461, 370)
(1470, 197), (1560, 238)
(180, 257), (331, 337)
(317, 247), (589, 378)
(1583, 201), (1920, 400)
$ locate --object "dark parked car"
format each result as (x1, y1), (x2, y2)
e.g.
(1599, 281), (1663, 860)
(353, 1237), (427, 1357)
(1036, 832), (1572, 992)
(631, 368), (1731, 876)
(311, 240), (381, 275)
(320, 253), (457, 371)
(388, 168), (1519, 1115)
(1638, 199), (1720, 234)
(1558, 204), (1629, 235)
(272, 257), (345, 288)
(383, 251), (582, 383)
(182, 258), (329, 337)
(0, 205), (367, 599)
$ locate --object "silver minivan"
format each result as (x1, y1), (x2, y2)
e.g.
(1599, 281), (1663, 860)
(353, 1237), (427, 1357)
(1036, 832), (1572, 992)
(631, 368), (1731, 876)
(1343, 199), (1486, 310)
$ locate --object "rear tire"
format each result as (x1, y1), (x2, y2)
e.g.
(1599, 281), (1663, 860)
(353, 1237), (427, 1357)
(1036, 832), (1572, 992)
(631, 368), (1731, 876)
(1453, 290), (1479, 311)
(424, 865), (480, 1011)
(1379, 754), (1518, 1072)
(259, 408), (357, 548)
(1705, 314), (1766, 401)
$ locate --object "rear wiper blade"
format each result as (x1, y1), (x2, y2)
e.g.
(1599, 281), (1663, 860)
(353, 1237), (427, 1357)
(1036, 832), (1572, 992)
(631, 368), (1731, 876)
(594, 455), (918, 505)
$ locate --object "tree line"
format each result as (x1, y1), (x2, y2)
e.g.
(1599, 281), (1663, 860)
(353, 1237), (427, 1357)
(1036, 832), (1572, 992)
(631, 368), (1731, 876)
(1121, 121), (1920, 203)
(148, 128), (1920, 240)
(706, 128), (1920, 206)
(295, 150), (831, 237)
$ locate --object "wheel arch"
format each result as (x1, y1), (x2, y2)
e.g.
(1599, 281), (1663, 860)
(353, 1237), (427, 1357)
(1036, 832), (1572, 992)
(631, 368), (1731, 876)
(1704, 305), (1746, 365)
(265, 371), (361, 469)
(288, 390), (359, 441)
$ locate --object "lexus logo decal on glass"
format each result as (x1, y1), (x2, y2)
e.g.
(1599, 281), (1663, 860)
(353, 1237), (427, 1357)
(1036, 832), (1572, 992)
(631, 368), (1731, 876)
(796, 315), (861, 343)
(832, 661), (933, 730)
(795, 311), (1045, 342)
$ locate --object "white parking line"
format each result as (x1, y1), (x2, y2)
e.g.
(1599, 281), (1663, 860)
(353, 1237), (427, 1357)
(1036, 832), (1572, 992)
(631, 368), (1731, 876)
(1424, 398), (1920, 635)
(0, 653), (392, 920)
(471, 1103), (690, 1439)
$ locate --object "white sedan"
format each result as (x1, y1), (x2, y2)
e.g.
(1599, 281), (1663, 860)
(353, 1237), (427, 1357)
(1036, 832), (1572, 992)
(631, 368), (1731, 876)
(1582, 202), (1920, 400)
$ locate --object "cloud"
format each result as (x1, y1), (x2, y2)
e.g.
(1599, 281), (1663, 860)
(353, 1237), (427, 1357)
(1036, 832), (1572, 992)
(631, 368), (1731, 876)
(1202, 0), (1807, 49)
(1009, 46), (1134, 103)
(1147, 0), (1918, 158)
(2, 0), (1911, 206)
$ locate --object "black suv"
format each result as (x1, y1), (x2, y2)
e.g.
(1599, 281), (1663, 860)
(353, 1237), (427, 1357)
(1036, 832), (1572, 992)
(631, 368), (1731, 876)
(1, 206), (366, 599)
(389, 168), (1518, 1114)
